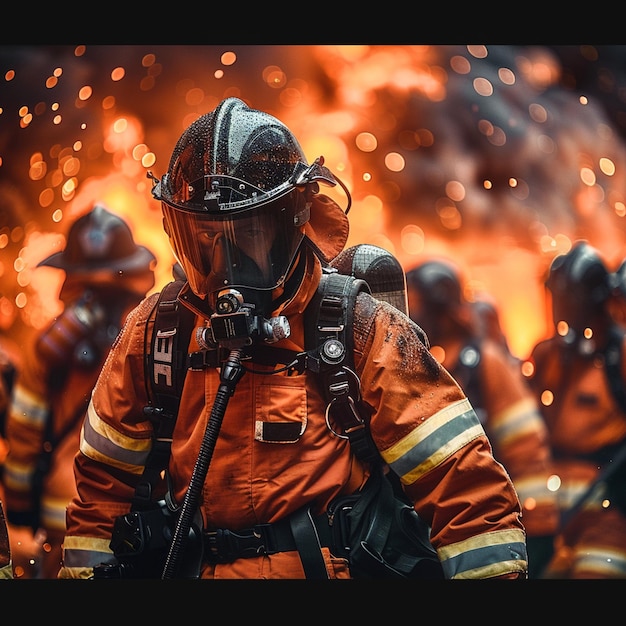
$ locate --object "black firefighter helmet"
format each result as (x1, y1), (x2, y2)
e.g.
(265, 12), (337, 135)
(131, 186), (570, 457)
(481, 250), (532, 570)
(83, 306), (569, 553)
(38, 204), (156, 300)
(405, 259), (463, 313)
(151, 97), (343, 316)
(545, 241), (611, 337)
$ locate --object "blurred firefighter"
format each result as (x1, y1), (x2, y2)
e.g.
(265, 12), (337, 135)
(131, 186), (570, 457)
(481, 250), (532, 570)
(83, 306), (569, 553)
(471, 297), (518, 365)
(405, 258), (559, 578)
(1, 204), (156, 578)
(0, 338), (37, 579)
(524, 241), (626, 578)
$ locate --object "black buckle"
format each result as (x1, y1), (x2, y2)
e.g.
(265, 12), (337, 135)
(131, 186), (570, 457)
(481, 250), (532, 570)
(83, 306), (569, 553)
(327, 495), (358, 559)
(204, 526), (272, 562)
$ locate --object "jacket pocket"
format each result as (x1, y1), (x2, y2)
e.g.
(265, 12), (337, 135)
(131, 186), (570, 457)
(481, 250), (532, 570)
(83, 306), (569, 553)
(254, 376), (307, 443)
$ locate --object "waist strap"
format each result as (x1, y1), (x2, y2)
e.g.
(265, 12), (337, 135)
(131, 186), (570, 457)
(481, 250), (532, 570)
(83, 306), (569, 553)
(203, 508), (334, 564)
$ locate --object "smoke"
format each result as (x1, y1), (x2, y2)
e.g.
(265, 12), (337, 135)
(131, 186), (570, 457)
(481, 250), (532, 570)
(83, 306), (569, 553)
(2, 44), (626, 356)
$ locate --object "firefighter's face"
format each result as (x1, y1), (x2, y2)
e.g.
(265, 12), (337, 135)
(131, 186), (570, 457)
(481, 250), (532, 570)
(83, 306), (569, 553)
(197, 213), (277, 285)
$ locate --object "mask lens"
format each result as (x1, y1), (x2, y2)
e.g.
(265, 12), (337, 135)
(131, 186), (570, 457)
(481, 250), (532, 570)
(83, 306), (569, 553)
(162, 189), (305, 302)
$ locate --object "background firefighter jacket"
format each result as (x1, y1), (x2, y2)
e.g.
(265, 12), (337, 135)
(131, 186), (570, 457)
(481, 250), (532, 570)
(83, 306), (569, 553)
(525, 333), (626, 578)
(447, 336), (559, 578)
(2, 292), (145, 578)
(3, 331), (98, 527)
(449, 338), (559, 540)
(60, 251), (527, 580)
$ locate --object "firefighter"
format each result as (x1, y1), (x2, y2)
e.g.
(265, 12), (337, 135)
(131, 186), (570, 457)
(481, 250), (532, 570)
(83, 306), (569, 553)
(405, 259), (559, 578)
(59, 97), (527, 579)
(1, 204), (156, 578)
(524, 241), (626, 578)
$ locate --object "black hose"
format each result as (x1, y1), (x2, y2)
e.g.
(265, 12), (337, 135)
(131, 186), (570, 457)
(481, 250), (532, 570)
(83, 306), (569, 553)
(161, 348), (245, 579)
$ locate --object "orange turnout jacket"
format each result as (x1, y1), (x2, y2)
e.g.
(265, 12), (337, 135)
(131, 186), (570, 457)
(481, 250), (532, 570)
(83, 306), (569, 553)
(458, 339), (559, 539)
(3, 327), (101, 578)
(526, 334), (626, 578)
(60, 249), (527, 579)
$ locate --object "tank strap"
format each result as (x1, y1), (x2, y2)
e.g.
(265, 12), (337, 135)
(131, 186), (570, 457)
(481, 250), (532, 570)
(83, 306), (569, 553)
(305, 269), (380, 464)
(135, 279), (197, 510)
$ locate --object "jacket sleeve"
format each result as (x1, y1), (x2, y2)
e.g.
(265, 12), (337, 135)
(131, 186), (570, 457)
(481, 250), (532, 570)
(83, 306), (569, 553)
(59, 295), (158, 579)
(478, 340), (559, 539)
(2, 336), (49, 530)
(353, 294), (528, 579)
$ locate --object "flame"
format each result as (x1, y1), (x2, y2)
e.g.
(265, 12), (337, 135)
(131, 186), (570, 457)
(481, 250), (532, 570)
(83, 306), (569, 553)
(2, 44), (626, 359)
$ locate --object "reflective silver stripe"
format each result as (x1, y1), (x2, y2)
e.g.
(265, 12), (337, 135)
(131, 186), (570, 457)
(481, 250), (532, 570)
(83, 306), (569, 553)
(80, 399), (151, 474)
(41, 495), (69, 531)
(513, 474), (555, 506)
(62, 535), (113, 568)
(573, 546), (626, 577)
(490, 397), (547, 445)
(2, 460), (34, 492)
(555, 478), (605, 513)
(381, 398), (484, 483)
(9, 384), (48, 426)
(439, 528), (527, 579)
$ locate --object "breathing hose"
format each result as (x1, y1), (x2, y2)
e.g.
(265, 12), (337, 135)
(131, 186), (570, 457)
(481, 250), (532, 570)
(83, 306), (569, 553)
(161, 347), (245, 579)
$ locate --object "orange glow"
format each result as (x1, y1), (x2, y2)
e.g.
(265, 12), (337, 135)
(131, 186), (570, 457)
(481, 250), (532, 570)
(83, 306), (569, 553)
(541, 390), (554, 406)
(429, 345), (446, 364)
(221, 52), (236, 66)
(2, 44), (626, 359)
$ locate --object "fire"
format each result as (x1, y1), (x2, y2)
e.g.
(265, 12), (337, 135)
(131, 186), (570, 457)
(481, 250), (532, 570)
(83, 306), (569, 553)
(2, 45), (626, 359)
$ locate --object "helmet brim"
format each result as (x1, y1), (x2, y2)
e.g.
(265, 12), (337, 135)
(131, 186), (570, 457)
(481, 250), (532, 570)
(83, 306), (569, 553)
(37, 245), (156, 274)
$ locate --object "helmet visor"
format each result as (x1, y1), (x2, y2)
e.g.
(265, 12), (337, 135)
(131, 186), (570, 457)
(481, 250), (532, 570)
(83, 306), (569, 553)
(163, 188), (308, 302)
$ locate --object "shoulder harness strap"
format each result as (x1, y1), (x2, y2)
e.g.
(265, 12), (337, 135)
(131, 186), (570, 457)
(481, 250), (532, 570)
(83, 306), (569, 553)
(134, 279), (197, 510)
(305, 268), (380, 464)
(147, 279), (196, 419)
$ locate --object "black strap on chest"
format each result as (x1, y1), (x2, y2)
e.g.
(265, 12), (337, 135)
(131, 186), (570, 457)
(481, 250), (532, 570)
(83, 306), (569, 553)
(135, 279), (199, 510)
(146, 280), (195, 420)
(304, 269), (380, 464)
(137, 269), (381, 509)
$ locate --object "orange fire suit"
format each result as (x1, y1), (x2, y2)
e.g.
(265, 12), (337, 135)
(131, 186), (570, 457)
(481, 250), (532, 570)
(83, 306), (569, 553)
(60, 250), (527, 580)
(445, 338), (559, 552)
(3, 327), (111, 579)
(525, 333), (626, 578)
(2, 293), (145, 579)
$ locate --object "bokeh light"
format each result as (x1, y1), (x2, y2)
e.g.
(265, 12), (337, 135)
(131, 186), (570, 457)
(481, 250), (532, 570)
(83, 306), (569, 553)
(1, 44), (626, 361)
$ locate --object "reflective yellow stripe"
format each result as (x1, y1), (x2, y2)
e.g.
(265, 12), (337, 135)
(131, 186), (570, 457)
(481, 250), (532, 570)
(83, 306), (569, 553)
(383, 398), (475, 461)
(79, 399), (151, 474)
(490, 396), (547, 445)
(9, 384), (48, 426)
(381, 398), (485, 483)
(439, 528), (526, 559)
